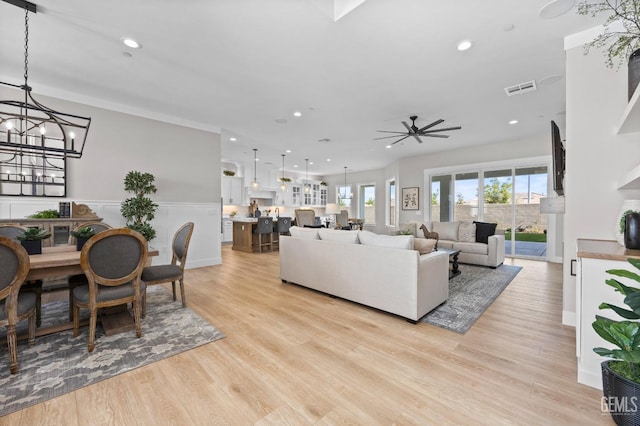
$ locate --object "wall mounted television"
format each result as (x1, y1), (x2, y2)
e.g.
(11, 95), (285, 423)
(551, 120), (565, 196)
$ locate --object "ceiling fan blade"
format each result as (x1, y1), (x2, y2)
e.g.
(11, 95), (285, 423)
(412, 134), (424, 144)
(401, 121), (413, 133)
(424, 134), (450, 138)
(376, 130), (409, 134)
(374, 134), (412, 140)
(418, 119), (444, 132)
(421, 126), (462, 133)
(391, 135), (411, 145)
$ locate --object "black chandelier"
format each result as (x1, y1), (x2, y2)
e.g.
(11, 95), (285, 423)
(0, 0), (91, 162)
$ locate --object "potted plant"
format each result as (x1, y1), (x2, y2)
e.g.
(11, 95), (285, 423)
(279, 177), (291, 183)
(592, 257), (640, 424)
(223, 170), (236, 176)
(120, 171), (158, 241)
(17, 227), (51, 255)
(577, 0), (640, 99)
(27, 209), (60, 219)
(320, 181), (327, 186)
(71, 226), (96, 251)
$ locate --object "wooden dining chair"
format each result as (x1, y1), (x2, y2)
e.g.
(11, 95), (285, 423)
(0, 225), (43, 327)
(72, 228), (148, 352)
(141, 222), (194, 315)
(0, 236), (37, 374)
(67, 222), (112, 320)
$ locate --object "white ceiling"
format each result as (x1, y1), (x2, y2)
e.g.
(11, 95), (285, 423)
(0, 0), (604, 177)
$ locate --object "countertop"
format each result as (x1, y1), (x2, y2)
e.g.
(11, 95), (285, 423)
(577, 238), (640, 261)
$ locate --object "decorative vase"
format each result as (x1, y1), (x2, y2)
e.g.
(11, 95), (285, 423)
(601, 361), (640, 425)
(629, 49), (640, 101)
(616, 200), (640, 246)
(21, 240), (42, 255)
(76, 237), (89, 251)
(625, 212), (640, 250)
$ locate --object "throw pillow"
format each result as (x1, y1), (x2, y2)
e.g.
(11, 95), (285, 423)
(458, 221), (476, 243)
(318, 228), (360, 244)
(414, 238), (437, 254)
(432, 221), (460, 241)
(419, 224), (439, 250)
(358, 230), (414, 250)
(473, 221), (497, 244)
(289, 226), (320, 239)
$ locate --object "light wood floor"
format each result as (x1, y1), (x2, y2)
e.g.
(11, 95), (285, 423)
(4, 246), (612, 425)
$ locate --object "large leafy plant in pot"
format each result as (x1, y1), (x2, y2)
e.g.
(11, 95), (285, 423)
(577, 0), (640, 99)
(593, 258), (640, 424)
(120, 171), (158, 241)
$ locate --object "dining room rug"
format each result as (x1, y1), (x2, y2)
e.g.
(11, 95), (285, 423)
(0, 286), (225, 417)
(421, 263), (522, 334)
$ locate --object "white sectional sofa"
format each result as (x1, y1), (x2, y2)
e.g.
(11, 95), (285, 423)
(404, 221), (505, 268)
(279, 227), (449, 322)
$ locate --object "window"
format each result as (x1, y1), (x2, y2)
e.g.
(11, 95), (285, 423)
(388, 179), (396, 226)
(359, 184), (375, 225)
(337, 185), (352, 215)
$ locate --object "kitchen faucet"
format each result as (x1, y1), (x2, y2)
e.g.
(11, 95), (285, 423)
(274, 207), (280, 218)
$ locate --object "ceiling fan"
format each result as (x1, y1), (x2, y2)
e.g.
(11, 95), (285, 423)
(374, 115), (462, 145)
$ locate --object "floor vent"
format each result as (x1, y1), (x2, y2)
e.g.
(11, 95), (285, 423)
(504, 80), (537, 96)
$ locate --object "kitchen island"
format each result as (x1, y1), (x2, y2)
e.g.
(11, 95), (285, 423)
(232, 217), (281, 253)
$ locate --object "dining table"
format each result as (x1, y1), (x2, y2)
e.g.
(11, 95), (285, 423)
(26, 244), (158, 338)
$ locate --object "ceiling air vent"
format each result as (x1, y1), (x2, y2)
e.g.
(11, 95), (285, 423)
(504, 80), (537, 96)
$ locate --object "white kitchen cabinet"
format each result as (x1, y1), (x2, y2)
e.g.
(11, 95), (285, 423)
(222, 219), (233, 242)
(222, 176), (243, 205)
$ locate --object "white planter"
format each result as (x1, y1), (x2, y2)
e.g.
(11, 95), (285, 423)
(615, 200), (640, 245)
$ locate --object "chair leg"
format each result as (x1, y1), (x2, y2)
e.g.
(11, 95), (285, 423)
(7, 324), (17, 374)
(34, 286), (42, 327)
(142, 289), (147, 319)
(88, 309), (97, 352)
(73, 303), (80, 337)
(68, 282), (77, 321)
(133, 297), (142, 338)
(172, 282), (177, 301)
(179, 278), (186, 307)
(28, 312), (36, 346)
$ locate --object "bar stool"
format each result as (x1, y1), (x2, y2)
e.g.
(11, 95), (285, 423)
(254, 217), (274, 252)
(272, 217), (292, 251)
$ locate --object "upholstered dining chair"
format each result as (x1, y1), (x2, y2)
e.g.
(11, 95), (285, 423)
(72, 228), (148, 352)
(336, 210), (349, 229)
(0, 236), (37, 374)
(0, 225), (43, 327)
(294, 209), (316, 228)
(67, 222), (112, 320)
(141, 222), (194, 315)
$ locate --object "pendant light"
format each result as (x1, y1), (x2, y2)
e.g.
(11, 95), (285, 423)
(304, 159), (311, 193)
(251, 148), (260, 190)
(340, 166), (352, 201)
(279, 154), (287, 192)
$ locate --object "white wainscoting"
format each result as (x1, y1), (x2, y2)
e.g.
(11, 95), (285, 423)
(0, 198), (222, 268)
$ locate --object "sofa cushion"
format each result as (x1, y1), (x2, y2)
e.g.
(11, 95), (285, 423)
(318, 228), (360, 244)
(452, 241), (489, 255)
(414, 238), (437, 254)
(358, 230), (414, 250)
(289, 226), (320, 240)
(473, 221), (497, 244)
(432, 221), (459, 241)
(458, 221), (476, 243)
(436, 240), (454, 250)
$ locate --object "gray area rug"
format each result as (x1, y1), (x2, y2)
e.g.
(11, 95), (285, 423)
(421, 263), (522, 334)
(0, 286), (225, 417)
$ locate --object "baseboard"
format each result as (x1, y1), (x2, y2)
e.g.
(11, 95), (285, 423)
(578, 367), (603, 390)
(186, 257), (221, 269)
(563, 310), (576, 327)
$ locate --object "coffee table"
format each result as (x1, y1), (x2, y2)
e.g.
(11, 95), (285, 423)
(437, 248), (461, 279)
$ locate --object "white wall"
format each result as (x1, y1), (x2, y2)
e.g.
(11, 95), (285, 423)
(564, 44), (640, 325)
(0, 87), (222, 266)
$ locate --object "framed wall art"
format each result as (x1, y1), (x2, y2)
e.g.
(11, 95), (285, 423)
(402, 187), (419, 210)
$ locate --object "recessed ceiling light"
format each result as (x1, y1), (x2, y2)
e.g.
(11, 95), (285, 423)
(309, 161), (314, 165)
(293, 111), (302, 117)
(386, 145), (392, 149)
(326, 158), (331, 162)
(538, 0), (575, 20)
(286, 149), (292, 153)
(229, 137), (237, 142)
(122, 38), (141, 49)
(457, 40), (473, 51)
(509, 120), (519, 125)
